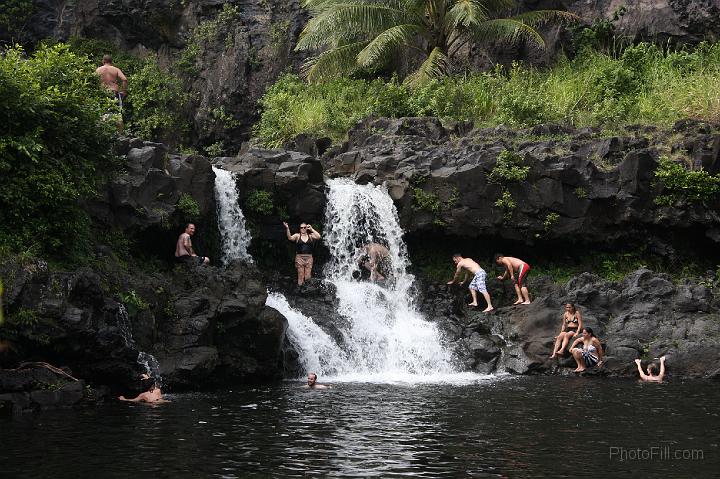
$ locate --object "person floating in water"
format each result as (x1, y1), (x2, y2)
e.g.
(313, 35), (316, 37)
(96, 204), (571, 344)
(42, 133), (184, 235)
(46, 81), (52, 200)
(118, 374), (168, 403)
(569, 327), (604, 373)
(284, 222), (321, 286)
(448, 254), (494, 312)
(495, 254), (532, 305)
(357, 242), (391, 281)
(175, 223), (210, 265)
(635, 356), (666, 382)
(95, 54), (128, 108)
(305, 372), (330, 389)
(550, 303), (583, 358)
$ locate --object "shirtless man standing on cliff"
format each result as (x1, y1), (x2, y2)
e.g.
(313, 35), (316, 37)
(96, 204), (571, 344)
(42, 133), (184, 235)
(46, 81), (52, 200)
(495, 254), (532, 305)
(95, 55), (128, 107)
(447, 254), (494, 312)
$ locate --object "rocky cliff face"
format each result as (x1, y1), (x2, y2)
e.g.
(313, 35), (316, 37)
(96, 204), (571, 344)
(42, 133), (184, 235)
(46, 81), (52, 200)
(1, 138), (289, 397)
(322, 117), (720, 251)
(423, 268), (720, 379)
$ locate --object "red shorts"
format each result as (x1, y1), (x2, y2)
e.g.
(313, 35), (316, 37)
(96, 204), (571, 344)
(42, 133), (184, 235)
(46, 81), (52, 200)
(516, 263), (531, 287)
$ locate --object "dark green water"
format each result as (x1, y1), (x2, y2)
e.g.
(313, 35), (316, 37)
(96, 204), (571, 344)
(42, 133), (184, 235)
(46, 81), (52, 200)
(1, 376), (718, 478)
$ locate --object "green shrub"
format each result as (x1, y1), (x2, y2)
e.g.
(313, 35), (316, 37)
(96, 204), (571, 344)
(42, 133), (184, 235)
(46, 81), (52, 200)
(654, 156), (720, 205)
(246, 190), (274, 216)
(0, 44), (116, 261)
(489, 150), (530, 183)
(177, 194), (200, 220)
(494, 190), (516, 220)
(412, 188), (442, 214)
(543, 212), (560, 231)
(119, 290), (149, 317)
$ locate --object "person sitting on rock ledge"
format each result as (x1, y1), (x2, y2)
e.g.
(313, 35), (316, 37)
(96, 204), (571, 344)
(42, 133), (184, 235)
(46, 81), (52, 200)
(495, 254), (532, 305)
(635, 356), (666, 382)
(118, 374), (168, 404)
(305, 372), (330, 389)
(569, 327), (604, 373)
(447, 254), (494, 312)
(550, 303), (583, 358)
(284, 221), (321, 286)
(175, 223), (210, 265)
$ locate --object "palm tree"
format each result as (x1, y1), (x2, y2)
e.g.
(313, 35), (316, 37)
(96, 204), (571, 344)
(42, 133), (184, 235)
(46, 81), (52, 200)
(295, 0), (578, 84)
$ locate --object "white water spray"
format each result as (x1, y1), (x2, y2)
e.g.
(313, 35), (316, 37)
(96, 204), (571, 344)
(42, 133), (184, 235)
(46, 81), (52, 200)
(213, 166), (252, 264)
(320, 178), (465, 382)
(212, 170), (489, 384)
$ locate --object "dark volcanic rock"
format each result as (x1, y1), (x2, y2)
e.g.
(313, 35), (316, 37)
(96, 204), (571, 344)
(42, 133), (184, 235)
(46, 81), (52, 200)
(322, 118), (720, 246)
(422, 268), (720, 379)
(0, 365), (92, 415)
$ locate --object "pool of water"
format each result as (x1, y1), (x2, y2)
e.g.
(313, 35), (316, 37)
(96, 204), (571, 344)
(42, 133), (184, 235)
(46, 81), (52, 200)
(2, 376), (718, 478)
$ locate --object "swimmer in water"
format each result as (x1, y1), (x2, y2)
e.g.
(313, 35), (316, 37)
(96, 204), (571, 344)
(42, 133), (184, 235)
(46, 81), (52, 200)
(304, 372), (330, 389)
(118, 374), (169, 403)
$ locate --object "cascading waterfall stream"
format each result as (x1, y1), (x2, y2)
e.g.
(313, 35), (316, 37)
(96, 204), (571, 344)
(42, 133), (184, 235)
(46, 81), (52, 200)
(212, 168), (489, 384)
(213, 166), (252, 264)
(321, 178), (469, 382)
(116, 305), (163, 386)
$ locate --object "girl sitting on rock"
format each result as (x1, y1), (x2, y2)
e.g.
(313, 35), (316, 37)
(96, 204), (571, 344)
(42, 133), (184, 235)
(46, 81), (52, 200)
(569, 327), (604, 373)
(550, 303), (582, 358)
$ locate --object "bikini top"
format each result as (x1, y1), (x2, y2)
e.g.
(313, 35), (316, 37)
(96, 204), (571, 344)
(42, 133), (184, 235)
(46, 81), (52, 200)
(565, 313), (579, 327)
(584, 343), (597, 353)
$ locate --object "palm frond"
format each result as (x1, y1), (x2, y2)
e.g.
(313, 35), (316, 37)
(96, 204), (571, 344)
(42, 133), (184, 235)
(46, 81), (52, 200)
(445, 0), (489, 33)
(301, 41), (369, 82)
(472, 18), (546, 49)
(357, 24), (423, 66)
(511, 10), (580, 27)
(405, 46), (450, 86)
(296, 3), (411, 51)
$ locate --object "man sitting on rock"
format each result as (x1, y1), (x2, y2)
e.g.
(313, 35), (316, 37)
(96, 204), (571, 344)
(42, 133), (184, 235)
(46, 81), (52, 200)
(635, 356), (666, 382)
(304, 372), (330, 390)
(447, 254), (494, 312)
(118, 374), (168, 404)
(175, 223), (210, 265)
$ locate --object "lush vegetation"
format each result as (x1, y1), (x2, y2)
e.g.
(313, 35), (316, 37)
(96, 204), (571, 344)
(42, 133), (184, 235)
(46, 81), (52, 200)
(255, 42), (720, 146)
(0, 44), (117, 261)
(296, 0), (575, 84)
(654, 156), (720, 206)
(67, 37), (189, 144)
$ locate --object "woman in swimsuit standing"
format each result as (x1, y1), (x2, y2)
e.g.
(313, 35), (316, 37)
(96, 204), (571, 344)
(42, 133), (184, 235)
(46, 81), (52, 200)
(569, 327), (604, 373)
(550, 303), (582, 358)
(284, 221), (321, 286)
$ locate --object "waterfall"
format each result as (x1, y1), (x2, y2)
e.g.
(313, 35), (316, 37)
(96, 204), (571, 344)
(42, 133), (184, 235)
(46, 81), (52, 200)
(266, 292), (350, 374)
(116, 305), (163, 387)
(213, 166), (252, 264)
(212, 170), (484, 384)
(319, 178), (466, 382)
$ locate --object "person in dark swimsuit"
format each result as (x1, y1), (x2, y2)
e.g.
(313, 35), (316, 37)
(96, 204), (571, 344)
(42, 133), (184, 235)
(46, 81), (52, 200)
(550, 303), (583, 358)
(283, 221), (321, 286)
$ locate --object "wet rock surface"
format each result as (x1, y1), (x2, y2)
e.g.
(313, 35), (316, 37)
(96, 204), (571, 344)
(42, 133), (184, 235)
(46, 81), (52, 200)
(421, 268), (720, 379)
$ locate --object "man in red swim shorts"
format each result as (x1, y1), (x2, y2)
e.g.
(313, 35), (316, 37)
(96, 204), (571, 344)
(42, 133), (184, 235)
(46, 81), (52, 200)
(495, 254), (532, 305)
